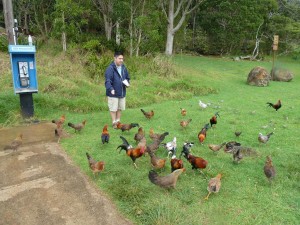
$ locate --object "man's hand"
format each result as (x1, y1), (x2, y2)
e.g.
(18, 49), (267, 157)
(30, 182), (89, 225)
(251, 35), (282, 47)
(111, 90), (115, 95)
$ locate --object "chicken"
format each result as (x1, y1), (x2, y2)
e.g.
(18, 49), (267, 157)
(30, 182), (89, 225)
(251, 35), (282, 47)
(149, 128), (169, 142)
(180, 119), (192, 128)
(224, 141), (241, 153)
(180, 142), (208, 173)
(161, 137), (177, 158)
(134, 127), (145, 143)
(180, 108), (187, 116)
(55, 123), (63, 143)
(101, 125), (110, 144)
(204, 174), (222, 200)
(116, 122), (139, 132)
(209, 112), (220, 128)
(52, 114), (66, 126)
(68, 120), (87, 132)
(86, 152), (105, 178)
(137, 136), (147, 150)
(232, 147), (243, 163)
(266, 100), (281, 111)
(234, 131), (242, 138)
(170, 155), (184, 172)
(117, 136), (145, 168)
(141, 109), (154, 119)
(258, 132), (274, 144)
(146, 139), (163, 154)
(264, 155), (276, 182)
(208, 142), (226, 153)
(148, 168), (185, 189)
(198, 123), (210, 144)
(199, 100), (208, 109)
(149, 151), (166, 170)
(4, 133), (23, 151)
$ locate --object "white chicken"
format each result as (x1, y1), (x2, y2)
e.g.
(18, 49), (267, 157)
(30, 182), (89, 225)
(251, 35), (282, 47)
(199, 100), (208, 109)
(161, 137), (177, 158)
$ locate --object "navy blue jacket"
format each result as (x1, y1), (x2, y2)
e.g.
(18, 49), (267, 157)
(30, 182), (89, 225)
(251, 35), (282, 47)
(105, 62), (130, 98)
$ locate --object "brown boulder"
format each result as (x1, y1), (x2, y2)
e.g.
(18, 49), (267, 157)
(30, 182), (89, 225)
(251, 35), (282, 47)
(271, 67), (293, 82)
(247, 66), (271, 87)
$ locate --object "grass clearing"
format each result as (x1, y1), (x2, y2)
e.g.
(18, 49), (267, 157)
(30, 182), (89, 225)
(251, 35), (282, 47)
(1, 51), (299, 224)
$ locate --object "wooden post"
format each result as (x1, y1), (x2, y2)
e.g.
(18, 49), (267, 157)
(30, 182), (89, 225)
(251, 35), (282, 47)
(272, 35), (279, 80)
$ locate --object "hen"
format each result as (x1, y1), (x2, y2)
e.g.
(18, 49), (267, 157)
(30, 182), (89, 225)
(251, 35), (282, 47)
(180, 119), (192, 128)
(117, 136), (145, 168)
(116, 122), (139, 132)
(134, 127), (145, 143)
(232, 147), (243, 163)
(55, 123), (63, 143)
(204, 174), (222, 200)
(101, 125), (110, 144)
(180, 108), (187, 116)
(68, 120), (87, 132)
(52, 114), (66, 126)
(141, 109), (154, 119)
(258, 132), (274, 144)
(161, 137), (177, 158)
(264, 155), (276, 182)
(4, 133), (23, 151)
(224, 141), (241, 153)
(149, 151), (166, 170)
(148, 168), (185, 189)
(149, 128), (169, 142)
(86, 152), (105, 178)
(199, 100), (208, 109)
(266, 100), (281, 111)
(209, 112), (220, 128)
(170, 155), (184, 172)
(208, 142), (226, 153)
(198, 123), (210, 144)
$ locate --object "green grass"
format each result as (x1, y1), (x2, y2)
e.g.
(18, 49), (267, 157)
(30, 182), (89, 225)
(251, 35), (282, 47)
(1, 51), (299, 224)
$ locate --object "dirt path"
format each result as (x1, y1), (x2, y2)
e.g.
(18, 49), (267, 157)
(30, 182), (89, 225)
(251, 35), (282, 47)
(0, 122), (133, 225)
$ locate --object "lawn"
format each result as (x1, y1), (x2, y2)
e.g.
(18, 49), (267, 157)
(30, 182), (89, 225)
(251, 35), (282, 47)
(0, 50), (299, 224)
(59, 55), (299, 224)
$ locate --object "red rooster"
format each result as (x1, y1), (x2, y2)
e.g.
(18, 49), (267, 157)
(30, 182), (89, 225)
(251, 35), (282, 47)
(198, 123), (210, 144)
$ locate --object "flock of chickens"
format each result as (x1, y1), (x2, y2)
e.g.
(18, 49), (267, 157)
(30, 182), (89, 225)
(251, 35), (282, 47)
(3, 99), (281, 200)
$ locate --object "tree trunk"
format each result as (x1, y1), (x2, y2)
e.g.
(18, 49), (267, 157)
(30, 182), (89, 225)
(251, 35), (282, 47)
(129, 0), (134, 57)
(165, 26), (174, 55)
(62, 12), (66, 52)
(3, 0), (15, 44)
(103, 14), (112, 41)
(116, 20), (120, 46)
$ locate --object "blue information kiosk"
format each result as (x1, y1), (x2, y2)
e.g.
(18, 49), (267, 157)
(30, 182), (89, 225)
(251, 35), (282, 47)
(8, 45), (38, 118)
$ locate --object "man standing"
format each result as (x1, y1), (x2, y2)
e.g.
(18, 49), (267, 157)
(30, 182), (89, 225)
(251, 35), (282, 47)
(105, 52), (130, 128)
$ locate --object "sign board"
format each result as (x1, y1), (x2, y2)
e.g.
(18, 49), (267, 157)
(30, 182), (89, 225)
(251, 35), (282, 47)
(273, 35), (279, 45)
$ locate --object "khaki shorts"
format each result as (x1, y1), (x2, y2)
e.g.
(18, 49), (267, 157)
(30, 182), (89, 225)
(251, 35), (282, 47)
(107, 97), (126, 112)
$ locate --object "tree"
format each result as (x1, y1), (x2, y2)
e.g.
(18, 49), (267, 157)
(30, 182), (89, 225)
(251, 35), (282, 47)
(160, 0), (203, 55)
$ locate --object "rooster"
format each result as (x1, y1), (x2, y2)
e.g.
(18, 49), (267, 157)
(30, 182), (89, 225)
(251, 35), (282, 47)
(101, 125), (110, 144)
(180, 108), (187, 116)
(68, 120), (87, 132)
(180, 119), (192, 128)
(266, 100), (281, 111)
(148, 168), (185, 189)
(180, 142), (208, 174)
(141, 109), (154, 119)
(52, 114), (66, 126)
(210, 112), (220, 128)
(204, 174), (222, 200)
(4, 133), (23, 151)
(264, 155), (276, 182)
(134, 127), (145, 143)
(86, 152), (105, 178)
(198, 123), (210, 144)
(117, 136), (145, 168)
